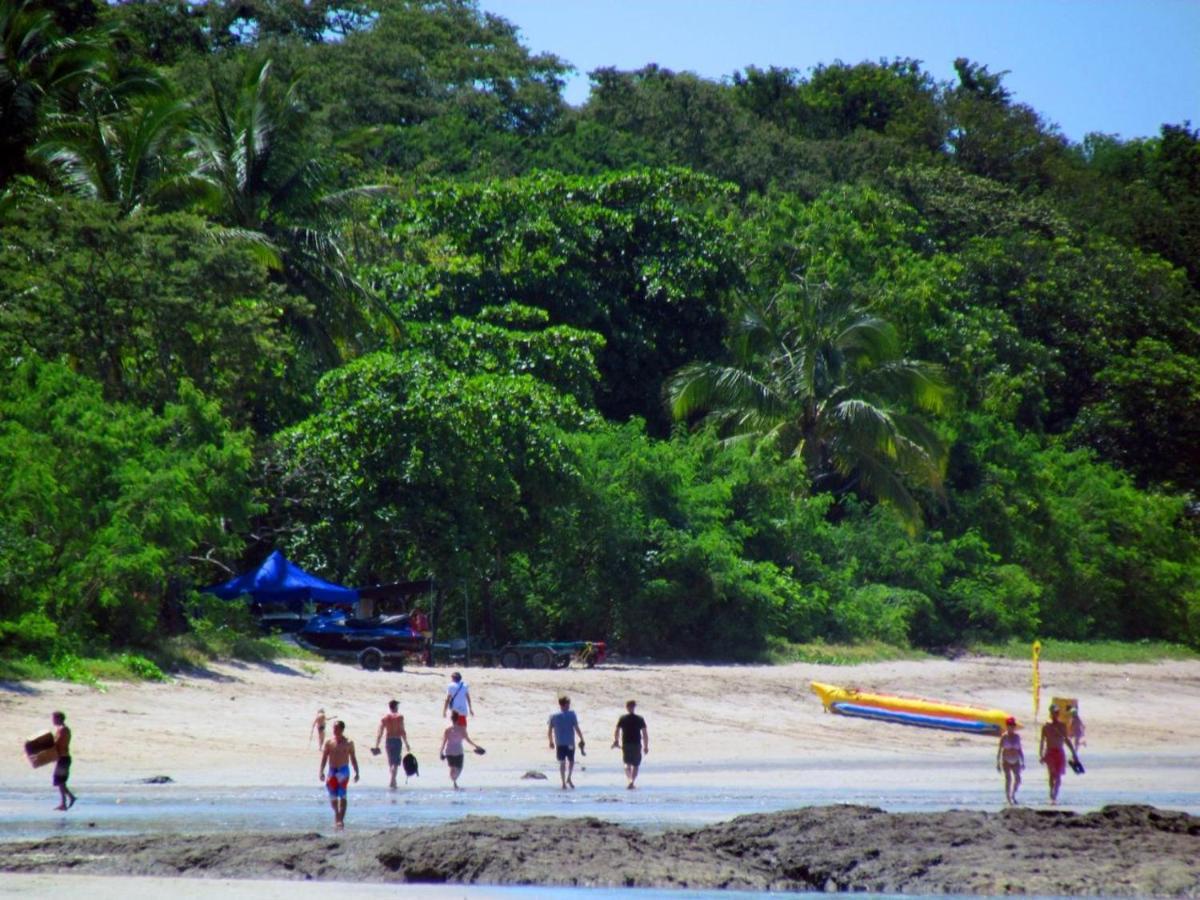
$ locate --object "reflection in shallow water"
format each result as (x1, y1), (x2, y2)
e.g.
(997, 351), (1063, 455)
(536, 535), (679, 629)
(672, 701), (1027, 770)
(1, 773), (1197, 841)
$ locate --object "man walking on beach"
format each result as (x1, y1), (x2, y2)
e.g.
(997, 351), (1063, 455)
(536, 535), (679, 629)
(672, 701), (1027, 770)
(51, 711), (76, 811)
(1039, 704), (1077, 805)
(374, 700), (411, 789)
(319, 720), (360, 830)
(443, 671), (474, 720)
(547, 695), (586, 789)
(612, 700), (648, 790)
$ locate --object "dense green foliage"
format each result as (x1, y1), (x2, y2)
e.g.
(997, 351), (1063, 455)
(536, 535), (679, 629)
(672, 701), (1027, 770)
(1, 0), (1197, 665)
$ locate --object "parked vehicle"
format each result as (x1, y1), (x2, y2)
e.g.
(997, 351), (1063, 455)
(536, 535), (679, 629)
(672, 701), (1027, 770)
(296, 610), (425, 670)
(432, 639), (606, 669)
(250, 600), (311, 633)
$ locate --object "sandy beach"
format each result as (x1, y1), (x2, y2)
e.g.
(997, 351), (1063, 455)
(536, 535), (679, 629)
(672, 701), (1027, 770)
(5, 654), (1199, 790)
(3, 654), (1199, 894)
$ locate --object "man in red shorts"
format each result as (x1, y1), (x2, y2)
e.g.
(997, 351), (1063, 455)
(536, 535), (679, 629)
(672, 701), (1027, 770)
(319, 720), (360, 829)
(1038, 704), (1077, 804)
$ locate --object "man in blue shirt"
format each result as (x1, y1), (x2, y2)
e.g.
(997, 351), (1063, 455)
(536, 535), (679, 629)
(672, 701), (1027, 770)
(547, 695), (586, 789)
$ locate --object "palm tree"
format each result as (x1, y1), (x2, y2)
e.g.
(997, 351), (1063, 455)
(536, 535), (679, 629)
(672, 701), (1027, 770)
(1, 0), (108, 187)
(33, 82), (201, 216)
(666, 279), (951, 529)
(187, 57), (392, 360)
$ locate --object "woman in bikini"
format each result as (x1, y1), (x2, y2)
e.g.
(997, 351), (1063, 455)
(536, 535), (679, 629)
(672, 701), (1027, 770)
(995, 715), (1024, 805)
(439, 711), (483, 790)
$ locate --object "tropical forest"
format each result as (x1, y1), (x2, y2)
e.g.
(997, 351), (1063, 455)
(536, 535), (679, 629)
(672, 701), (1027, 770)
(2, 0), (1198, 678)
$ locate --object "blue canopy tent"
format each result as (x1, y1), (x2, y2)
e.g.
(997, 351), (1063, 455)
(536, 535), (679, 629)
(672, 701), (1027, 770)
(203, 550), (359, 609)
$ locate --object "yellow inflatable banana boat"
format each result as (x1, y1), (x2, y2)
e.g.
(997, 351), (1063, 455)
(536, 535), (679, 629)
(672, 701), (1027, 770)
(810, 681), (1017, 736)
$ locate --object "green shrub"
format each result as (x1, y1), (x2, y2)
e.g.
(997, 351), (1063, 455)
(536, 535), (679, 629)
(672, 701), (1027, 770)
(119, 653), (168, 681)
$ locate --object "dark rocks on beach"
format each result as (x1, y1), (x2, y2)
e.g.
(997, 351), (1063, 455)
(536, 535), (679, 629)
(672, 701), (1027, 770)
(137, 776), (174, 784)
(521, 770), (548, 780)
(1, 804), (1197, 896)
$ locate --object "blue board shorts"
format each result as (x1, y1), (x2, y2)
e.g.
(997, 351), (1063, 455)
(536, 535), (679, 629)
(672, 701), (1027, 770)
(326, 764), (350, 798)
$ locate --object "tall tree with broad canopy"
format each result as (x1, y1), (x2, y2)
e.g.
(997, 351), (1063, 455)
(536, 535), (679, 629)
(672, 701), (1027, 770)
(370, 167), (743, 430)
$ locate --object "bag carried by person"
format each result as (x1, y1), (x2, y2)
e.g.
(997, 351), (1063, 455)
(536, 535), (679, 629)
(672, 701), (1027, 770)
(402, 752), (419, 780)
(1068, 756), (1085, 775)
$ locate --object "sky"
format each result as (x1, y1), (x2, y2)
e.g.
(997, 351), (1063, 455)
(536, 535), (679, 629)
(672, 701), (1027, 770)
(477, 0), (1199, 144)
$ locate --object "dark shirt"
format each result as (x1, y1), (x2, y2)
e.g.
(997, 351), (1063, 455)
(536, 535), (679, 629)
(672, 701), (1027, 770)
(617, 713), (645, 746)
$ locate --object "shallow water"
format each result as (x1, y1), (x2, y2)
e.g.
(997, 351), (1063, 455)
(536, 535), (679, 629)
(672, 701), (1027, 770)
(0, 873), (919, 900)
(2, 758), (1197, 841)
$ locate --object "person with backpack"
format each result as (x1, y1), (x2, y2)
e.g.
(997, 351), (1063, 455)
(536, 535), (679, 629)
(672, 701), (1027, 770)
(442, 671), (474, 720)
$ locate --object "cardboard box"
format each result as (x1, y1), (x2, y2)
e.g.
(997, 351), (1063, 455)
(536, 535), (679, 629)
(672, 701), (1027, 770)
(25, 731), (57, 768)
(28, 746), (58, 768)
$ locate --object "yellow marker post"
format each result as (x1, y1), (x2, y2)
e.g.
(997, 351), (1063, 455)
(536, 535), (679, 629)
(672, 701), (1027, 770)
(1032, 640), (1042, 724)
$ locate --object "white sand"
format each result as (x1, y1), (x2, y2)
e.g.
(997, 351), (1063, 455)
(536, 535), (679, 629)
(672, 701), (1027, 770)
(4, 655), (1199, 798)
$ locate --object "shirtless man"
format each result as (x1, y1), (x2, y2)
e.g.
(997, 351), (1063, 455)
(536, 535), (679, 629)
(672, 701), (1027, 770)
(374, 700), (411, 789)
(1038, 704), (1077, 804)
(51, 711), (76, 811)
(319, 720), (360, 829)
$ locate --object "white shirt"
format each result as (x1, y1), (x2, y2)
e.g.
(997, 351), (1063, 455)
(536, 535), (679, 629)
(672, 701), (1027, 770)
(446, 680), (470, 715)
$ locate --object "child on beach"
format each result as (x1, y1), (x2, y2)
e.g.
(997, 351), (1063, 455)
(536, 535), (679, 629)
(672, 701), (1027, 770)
(995, 716), (1024, 804)
(1068, 705), (1086, 748)
(440, 711), (484, 790)
(310, 708), (326, 749)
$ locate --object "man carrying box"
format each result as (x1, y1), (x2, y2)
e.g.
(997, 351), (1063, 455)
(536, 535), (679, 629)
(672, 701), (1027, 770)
(50, 711), (76, 811)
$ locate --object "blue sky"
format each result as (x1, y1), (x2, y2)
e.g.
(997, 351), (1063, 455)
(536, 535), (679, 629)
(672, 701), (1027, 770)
(478, 0), (1199, 144)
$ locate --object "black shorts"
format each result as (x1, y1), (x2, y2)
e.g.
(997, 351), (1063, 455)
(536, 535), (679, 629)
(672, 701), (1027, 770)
(446, 753), (464, 770)
(52, 755), (71, 786)
(622, 744), (642, 767)
(556, 745), (575, 763)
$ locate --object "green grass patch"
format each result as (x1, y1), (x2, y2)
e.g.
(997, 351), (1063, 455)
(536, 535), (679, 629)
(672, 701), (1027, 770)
(969, 638), (1199, 664)
(0, 632), (299, 684)
(0, 651), (169, 685)
(763, 636), (931, 666)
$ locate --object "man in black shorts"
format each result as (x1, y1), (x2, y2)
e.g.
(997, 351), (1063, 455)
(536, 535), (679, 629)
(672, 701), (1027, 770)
(611, 699), (648, 789)
(51, 711), (76, 811)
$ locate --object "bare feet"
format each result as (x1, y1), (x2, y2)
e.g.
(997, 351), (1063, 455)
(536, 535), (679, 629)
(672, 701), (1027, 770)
(66, 795), (76, 810)
(567, 777), (575, 789)
(53, 805), (67, 811)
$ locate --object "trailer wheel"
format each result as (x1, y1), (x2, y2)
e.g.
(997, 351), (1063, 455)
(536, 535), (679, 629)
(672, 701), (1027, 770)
(499, 649), (522, 669)
(359, 648), (383, 671)
(528, 648), (552, 669)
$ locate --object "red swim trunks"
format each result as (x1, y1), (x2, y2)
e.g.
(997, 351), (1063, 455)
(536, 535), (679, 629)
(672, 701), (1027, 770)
(1044, 747), (1066, 776)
